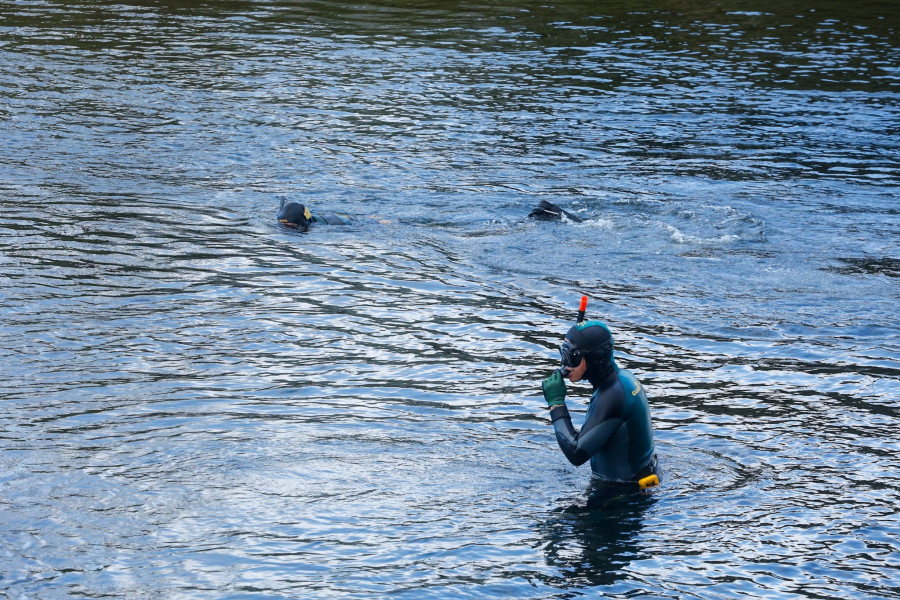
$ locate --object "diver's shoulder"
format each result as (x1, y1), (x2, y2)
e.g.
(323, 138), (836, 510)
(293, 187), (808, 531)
(616, 367), (645, 394)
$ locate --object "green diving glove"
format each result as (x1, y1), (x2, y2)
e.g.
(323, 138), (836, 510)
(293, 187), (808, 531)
(541, 370), (566, 408)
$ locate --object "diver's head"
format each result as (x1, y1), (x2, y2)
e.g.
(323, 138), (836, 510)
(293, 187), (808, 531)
(559, 320), (615, 387)
(278, 201), (311, 231)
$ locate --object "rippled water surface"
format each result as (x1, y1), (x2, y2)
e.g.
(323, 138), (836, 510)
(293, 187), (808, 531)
(1, 1), (899, 598)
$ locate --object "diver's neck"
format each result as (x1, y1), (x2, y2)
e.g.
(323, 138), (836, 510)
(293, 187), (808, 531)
(588, 362), (619, 390)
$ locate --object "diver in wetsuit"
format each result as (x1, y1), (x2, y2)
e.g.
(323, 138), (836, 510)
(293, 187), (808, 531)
(277, 198), (350, 232)
(541, 321), (658, 486)
(528, 200), (583, 223)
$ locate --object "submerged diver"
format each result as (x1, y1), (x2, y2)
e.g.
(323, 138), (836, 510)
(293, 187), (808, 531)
(528, 200), (583, 223)
(277, 197), (351, 231)
(541, 314), (659, 488)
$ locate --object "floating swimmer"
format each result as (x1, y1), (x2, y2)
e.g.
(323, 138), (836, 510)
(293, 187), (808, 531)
(528, 200), (584, 223)
(277, 197), (351, 232)
(541, 297), (659, 490)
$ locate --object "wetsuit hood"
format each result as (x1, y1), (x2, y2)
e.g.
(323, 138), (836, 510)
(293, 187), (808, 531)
(278, 200), (311, 231)
(566, 320), (616, 389)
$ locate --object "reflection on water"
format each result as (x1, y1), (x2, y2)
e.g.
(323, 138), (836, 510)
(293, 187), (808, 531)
(540, 482), (657, 589)
(1, 0), (899, 598)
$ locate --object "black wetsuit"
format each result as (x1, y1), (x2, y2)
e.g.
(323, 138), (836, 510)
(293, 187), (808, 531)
(549, 363), (657, 483)
(528, 200), (583, 222)
(277, 199), (351, 230)
(309, 213), (350, 226)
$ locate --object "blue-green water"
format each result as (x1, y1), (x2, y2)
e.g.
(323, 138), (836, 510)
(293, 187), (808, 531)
(1, 1), (898, 598)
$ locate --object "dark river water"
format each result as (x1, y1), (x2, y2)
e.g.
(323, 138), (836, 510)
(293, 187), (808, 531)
(1, 1), (899, 598)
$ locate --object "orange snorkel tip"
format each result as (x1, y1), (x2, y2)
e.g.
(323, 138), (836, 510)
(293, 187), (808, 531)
(577, 295), (588, 323)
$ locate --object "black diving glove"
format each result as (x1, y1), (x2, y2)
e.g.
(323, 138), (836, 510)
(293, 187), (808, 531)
(541, 370), (566, 408)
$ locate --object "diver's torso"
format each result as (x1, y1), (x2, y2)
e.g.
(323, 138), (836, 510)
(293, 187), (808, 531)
(587, 368), (655, 481)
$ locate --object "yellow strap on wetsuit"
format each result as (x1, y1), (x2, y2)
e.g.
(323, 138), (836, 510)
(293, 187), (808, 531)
(638, 474), (660, 490)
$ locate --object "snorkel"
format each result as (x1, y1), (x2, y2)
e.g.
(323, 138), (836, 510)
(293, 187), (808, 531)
(558, 295), (588, 376)
(577, 294), (587, 324)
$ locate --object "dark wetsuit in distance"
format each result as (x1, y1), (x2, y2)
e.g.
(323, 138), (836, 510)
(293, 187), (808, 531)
(549, 362), (656, 483)
(277, 198), (350, 231)
(528, 200), (583, 222)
